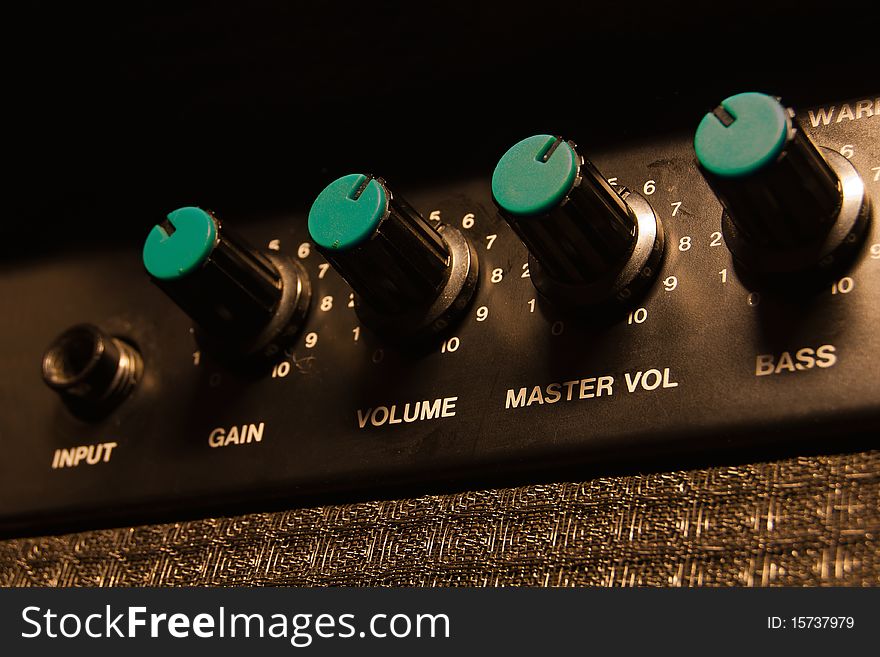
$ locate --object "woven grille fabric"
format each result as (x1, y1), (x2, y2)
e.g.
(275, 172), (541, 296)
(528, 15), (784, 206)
(1, 451), (878, 587)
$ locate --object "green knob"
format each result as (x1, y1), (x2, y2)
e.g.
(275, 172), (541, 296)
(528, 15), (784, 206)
(308, 174), (389, 251)
(142, 206), (217, 280)
(491, 134), (578, 217)
(694, 92), (789, 178)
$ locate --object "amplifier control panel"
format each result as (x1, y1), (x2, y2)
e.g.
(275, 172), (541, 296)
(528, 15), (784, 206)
(1, 93), (877, 535)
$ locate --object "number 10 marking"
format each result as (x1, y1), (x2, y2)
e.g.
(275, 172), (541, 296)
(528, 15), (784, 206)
(627, 308), (647, 324)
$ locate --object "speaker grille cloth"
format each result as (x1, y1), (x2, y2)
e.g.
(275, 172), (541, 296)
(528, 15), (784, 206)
(2, 450), (878, 586)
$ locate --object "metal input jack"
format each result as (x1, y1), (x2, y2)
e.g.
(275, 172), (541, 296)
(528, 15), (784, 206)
(42, 324), (143, 419)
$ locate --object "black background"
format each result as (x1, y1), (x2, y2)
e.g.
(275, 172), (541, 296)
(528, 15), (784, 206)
(5, 1), (877, 255)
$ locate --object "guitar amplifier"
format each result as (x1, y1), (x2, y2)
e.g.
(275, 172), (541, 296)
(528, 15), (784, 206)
(1, 1), (877, 586)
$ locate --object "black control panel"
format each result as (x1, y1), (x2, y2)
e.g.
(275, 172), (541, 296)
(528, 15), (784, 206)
(1, 94), (877, 536)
